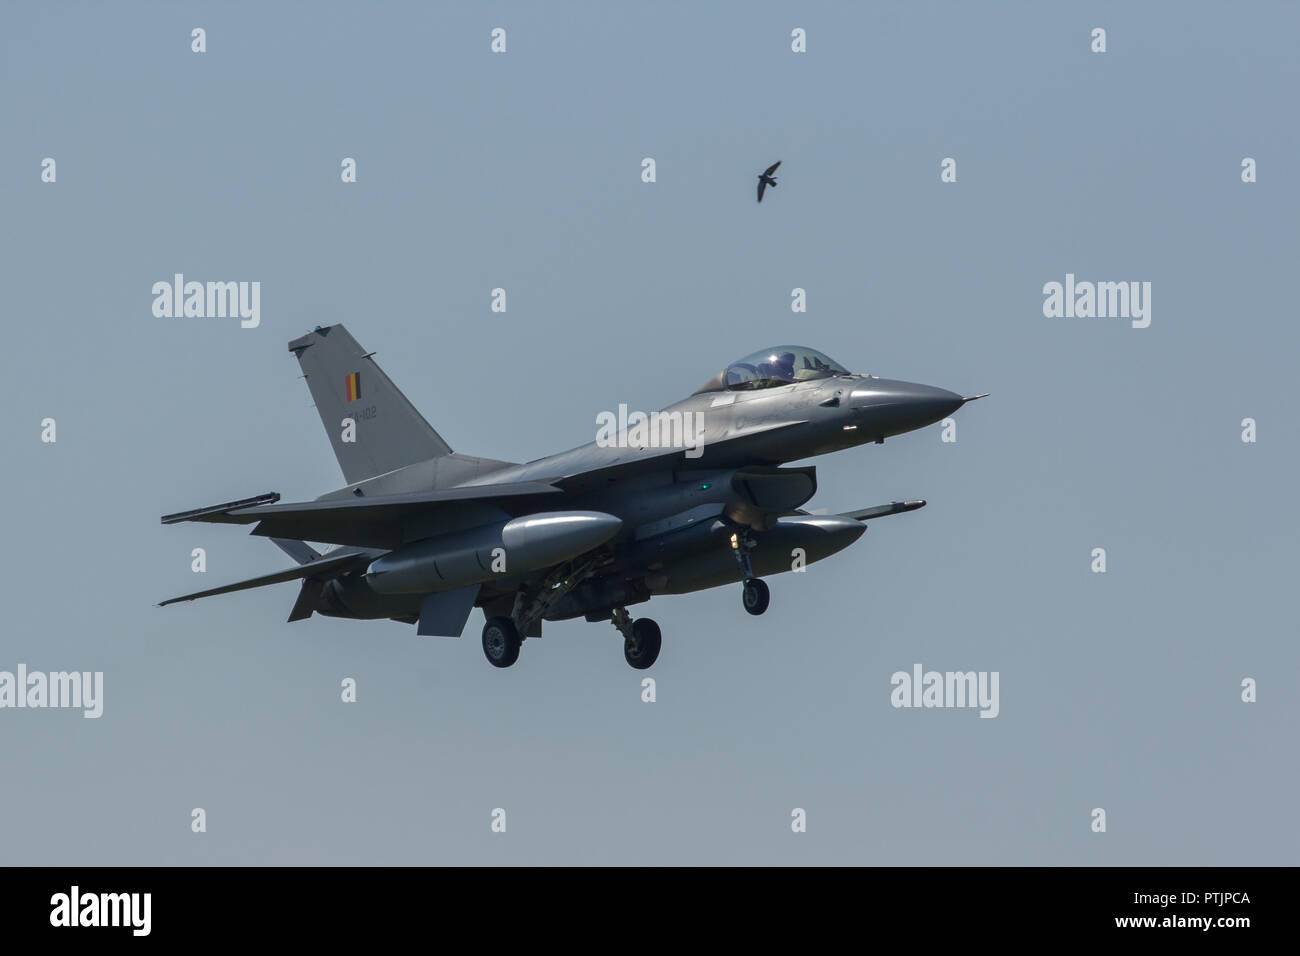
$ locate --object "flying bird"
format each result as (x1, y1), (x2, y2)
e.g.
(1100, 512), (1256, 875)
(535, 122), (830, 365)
(756, 160), (781, 202)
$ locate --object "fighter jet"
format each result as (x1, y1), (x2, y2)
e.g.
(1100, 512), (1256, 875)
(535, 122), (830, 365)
(757, 160), (781, 202)
(161, 327), (983, 669)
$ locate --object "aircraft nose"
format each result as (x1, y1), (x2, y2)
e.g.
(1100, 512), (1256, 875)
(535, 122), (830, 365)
(848, 379), (966, 435)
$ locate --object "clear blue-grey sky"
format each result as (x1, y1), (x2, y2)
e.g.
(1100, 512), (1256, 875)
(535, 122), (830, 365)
(2, 1), (1296, 864)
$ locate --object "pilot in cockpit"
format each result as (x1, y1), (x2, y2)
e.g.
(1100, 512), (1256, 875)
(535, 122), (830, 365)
(707, 346), (850, 393)
(758, 351), (797, 383)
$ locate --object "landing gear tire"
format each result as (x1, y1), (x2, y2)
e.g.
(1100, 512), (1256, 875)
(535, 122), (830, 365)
(742, 578), (770, 616)
(624, 618), (662, 670)
(482, 616), (521, 668)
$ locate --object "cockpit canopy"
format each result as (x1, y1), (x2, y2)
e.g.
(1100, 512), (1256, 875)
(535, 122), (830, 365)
(694, 346), (852, 393)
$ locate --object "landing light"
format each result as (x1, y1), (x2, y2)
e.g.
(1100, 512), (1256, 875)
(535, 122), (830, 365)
(842, 425), (858, 431)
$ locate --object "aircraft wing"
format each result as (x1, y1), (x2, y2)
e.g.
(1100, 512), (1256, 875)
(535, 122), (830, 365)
(842, 500), (927, 521)
(158, 548), (375, 606)
(160, 481), (565, 549)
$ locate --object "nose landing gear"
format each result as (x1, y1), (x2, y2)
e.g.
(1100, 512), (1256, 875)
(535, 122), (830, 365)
(730, 530), (770, 616)
(742, 578), (770, 615)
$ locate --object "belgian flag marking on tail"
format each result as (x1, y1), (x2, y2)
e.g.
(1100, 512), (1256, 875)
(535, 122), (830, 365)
(344, 372), (360, 402)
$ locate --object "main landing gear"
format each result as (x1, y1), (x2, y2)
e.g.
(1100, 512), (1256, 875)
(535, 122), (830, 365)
(480, 554), (610, 668)
(482, 616), (521, 668)
(730, 530), (770, 616)
(482, 606), (663, 670)
(611, 607), (661, 669)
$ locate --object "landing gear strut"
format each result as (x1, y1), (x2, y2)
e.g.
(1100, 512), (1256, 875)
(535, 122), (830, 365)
(731, 530), (770, 616)
(481, 554), (610, 669)
(612, 607), (661, 669)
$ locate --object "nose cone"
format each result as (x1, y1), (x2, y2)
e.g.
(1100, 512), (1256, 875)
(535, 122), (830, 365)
(848, 379), (965, 436)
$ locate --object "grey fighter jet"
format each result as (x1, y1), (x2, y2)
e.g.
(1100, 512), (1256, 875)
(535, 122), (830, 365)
(161, 327), (984, 669)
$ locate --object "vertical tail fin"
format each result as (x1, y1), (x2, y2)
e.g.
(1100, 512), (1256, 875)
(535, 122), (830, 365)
(288, 325), (452, 484)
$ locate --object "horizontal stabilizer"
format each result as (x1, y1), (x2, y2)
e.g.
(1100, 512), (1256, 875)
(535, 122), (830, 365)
(158, 548), (374, 607)
(842, 500), (927, 521)
(161, 493), (280, 525)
